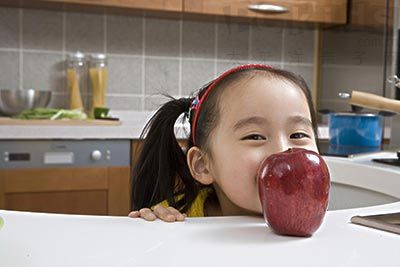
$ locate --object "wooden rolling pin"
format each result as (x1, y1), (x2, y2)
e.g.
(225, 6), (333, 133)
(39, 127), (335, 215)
(349, 90), (400, 114)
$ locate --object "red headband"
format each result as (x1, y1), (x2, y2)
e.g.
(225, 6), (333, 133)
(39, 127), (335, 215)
(190, 63), (272, 145)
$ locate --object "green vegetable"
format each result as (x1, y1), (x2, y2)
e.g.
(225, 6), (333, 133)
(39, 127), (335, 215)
(94, 107), (110, 119)
(15, 108), (59, 119)
(0, 216), (4, 230)
(14, 108), (87, 120)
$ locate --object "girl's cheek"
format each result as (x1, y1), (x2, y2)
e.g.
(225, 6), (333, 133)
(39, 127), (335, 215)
(244, 148), (272, 175)
(303, 141), (319, 153)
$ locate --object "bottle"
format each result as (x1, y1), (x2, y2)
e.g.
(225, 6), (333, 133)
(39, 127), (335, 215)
(89, 54), (108, 118)
(66, 51), (86, 111)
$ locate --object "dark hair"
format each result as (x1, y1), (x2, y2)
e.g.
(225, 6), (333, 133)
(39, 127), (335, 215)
(131, 66), (319, 212)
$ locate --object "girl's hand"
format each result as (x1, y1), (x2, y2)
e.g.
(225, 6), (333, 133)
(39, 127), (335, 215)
(128, 205), (186, 222)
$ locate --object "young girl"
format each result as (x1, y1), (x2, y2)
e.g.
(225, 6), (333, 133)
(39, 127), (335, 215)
(128, 64), (319, 222)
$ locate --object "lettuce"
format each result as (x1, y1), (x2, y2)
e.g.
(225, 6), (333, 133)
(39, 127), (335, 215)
(15, 108), (87, 120)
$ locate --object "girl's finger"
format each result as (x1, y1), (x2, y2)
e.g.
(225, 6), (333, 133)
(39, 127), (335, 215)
(153, 205), (175, 222)
(139, 208), (157, 221)
(128, 210), (140, 218)
(166, 206), (185, 221)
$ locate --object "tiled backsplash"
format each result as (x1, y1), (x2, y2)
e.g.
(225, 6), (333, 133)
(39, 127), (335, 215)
(320, 28), (388, 112)
(0, 6), (314, 111)
(0, 6), (388, 113)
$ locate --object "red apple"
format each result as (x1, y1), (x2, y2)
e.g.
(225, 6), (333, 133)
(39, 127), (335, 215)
(257, 148), (330, 237)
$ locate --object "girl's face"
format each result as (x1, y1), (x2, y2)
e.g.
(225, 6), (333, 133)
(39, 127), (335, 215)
(207, 75), (318, 215)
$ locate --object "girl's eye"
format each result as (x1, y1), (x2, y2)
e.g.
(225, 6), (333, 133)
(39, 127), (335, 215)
(290, 132), (310, 139)
(242, 134), (266, 141)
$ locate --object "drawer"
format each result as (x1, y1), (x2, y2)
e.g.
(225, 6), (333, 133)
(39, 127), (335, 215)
(184, 0), (348, 25)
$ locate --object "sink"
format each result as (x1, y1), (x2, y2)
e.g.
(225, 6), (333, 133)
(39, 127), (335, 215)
(324, 155), (400, 210)
(328, 182), (398, 210)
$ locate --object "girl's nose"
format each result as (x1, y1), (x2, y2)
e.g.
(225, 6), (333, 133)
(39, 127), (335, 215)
(271, 136), (291, 153)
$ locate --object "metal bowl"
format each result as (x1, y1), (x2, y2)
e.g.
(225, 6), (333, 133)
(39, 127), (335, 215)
(0, 89), (52, 116)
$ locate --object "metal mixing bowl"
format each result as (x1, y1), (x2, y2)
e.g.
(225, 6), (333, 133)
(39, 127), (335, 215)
(0, 89), (52, 116)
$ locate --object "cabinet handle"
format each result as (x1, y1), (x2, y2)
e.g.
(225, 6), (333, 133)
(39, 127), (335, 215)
(248, 3), (288, 13)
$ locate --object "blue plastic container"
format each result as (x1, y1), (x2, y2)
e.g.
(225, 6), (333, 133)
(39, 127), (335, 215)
(328, 113), (383, 147)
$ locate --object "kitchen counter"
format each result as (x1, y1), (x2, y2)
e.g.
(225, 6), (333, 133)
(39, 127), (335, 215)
(0, 154), (399, 267)
(0, 111), (191, 140)
(0, 111), (391, 140)
(0, 111), (157, 140)
(0, 202), (399, 267)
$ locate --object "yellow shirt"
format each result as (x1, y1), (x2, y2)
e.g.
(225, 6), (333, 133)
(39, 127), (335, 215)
(152, 187), (213, 217)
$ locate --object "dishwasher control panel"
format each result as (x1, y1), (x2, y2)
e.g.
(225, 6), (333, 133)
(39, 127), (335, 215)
(0, 140), (130, 169)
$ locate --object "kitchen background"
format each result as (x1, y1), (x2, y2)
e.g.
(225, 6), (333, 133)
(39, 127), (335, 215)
(1, 1), (399, 219)
(0, 5), (389, 115)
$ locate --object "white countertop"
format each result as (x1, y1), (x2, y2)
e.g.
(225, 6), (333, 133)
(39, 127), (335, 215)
(0, 202), (399, 267)
(0, 111), (391, 140)
(0, 111), (157, 140)
(0, 153), (399, 267)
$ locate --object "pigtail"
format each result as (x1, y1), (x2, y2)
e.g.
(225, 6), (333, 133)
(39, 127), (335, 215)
(132, 96), (199, 212)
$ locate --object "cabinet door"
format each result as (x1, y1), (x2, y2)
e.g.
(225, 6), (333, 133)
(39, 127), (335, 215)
(107, 166), (131, 216)
(40, 0), (183, 12)
(350, 0), (393, 29)
(0, 167), (131, 216)
(184, 0), (347, 25)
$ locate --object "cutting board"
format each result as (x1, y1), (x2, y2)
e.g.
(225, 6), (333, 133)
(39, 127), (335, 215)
(0, 117), (121, 126)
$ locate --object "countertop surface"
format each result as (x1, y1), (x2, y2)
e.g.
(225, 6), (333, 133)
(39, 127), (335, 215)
(0, 202), (399, 267)
(0, 153), (400, 267)
(0, 111), (157, 140)
(0, 111), (391, 140)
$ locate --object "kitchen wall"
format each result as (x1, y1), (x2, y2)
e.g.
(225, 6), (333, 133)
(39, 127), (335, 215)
(0, 6), (314, 111)
(0, 6), (388, 114)
(320, 27), (388, 112)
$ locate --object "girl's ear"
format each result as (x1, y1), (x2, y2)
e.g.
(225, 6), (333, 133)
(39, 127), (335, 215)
(187, 146), (214, 185)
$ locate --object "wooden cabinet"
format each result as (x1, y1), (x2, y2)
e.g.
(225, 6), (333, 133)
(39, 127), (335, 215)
(0, 166), (131, 216)
(349, 0), (394, 29)
(184, 0), (348, 25)
(40, 0), (182, 12)
(9, 0), (394, 29)
(1, 0), (348, 26)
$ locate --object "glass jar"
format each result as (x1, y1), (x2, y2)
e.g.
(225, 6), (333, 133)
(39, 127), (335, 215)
(66, 51), (86, 111)
(88, 54), (108, 118)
